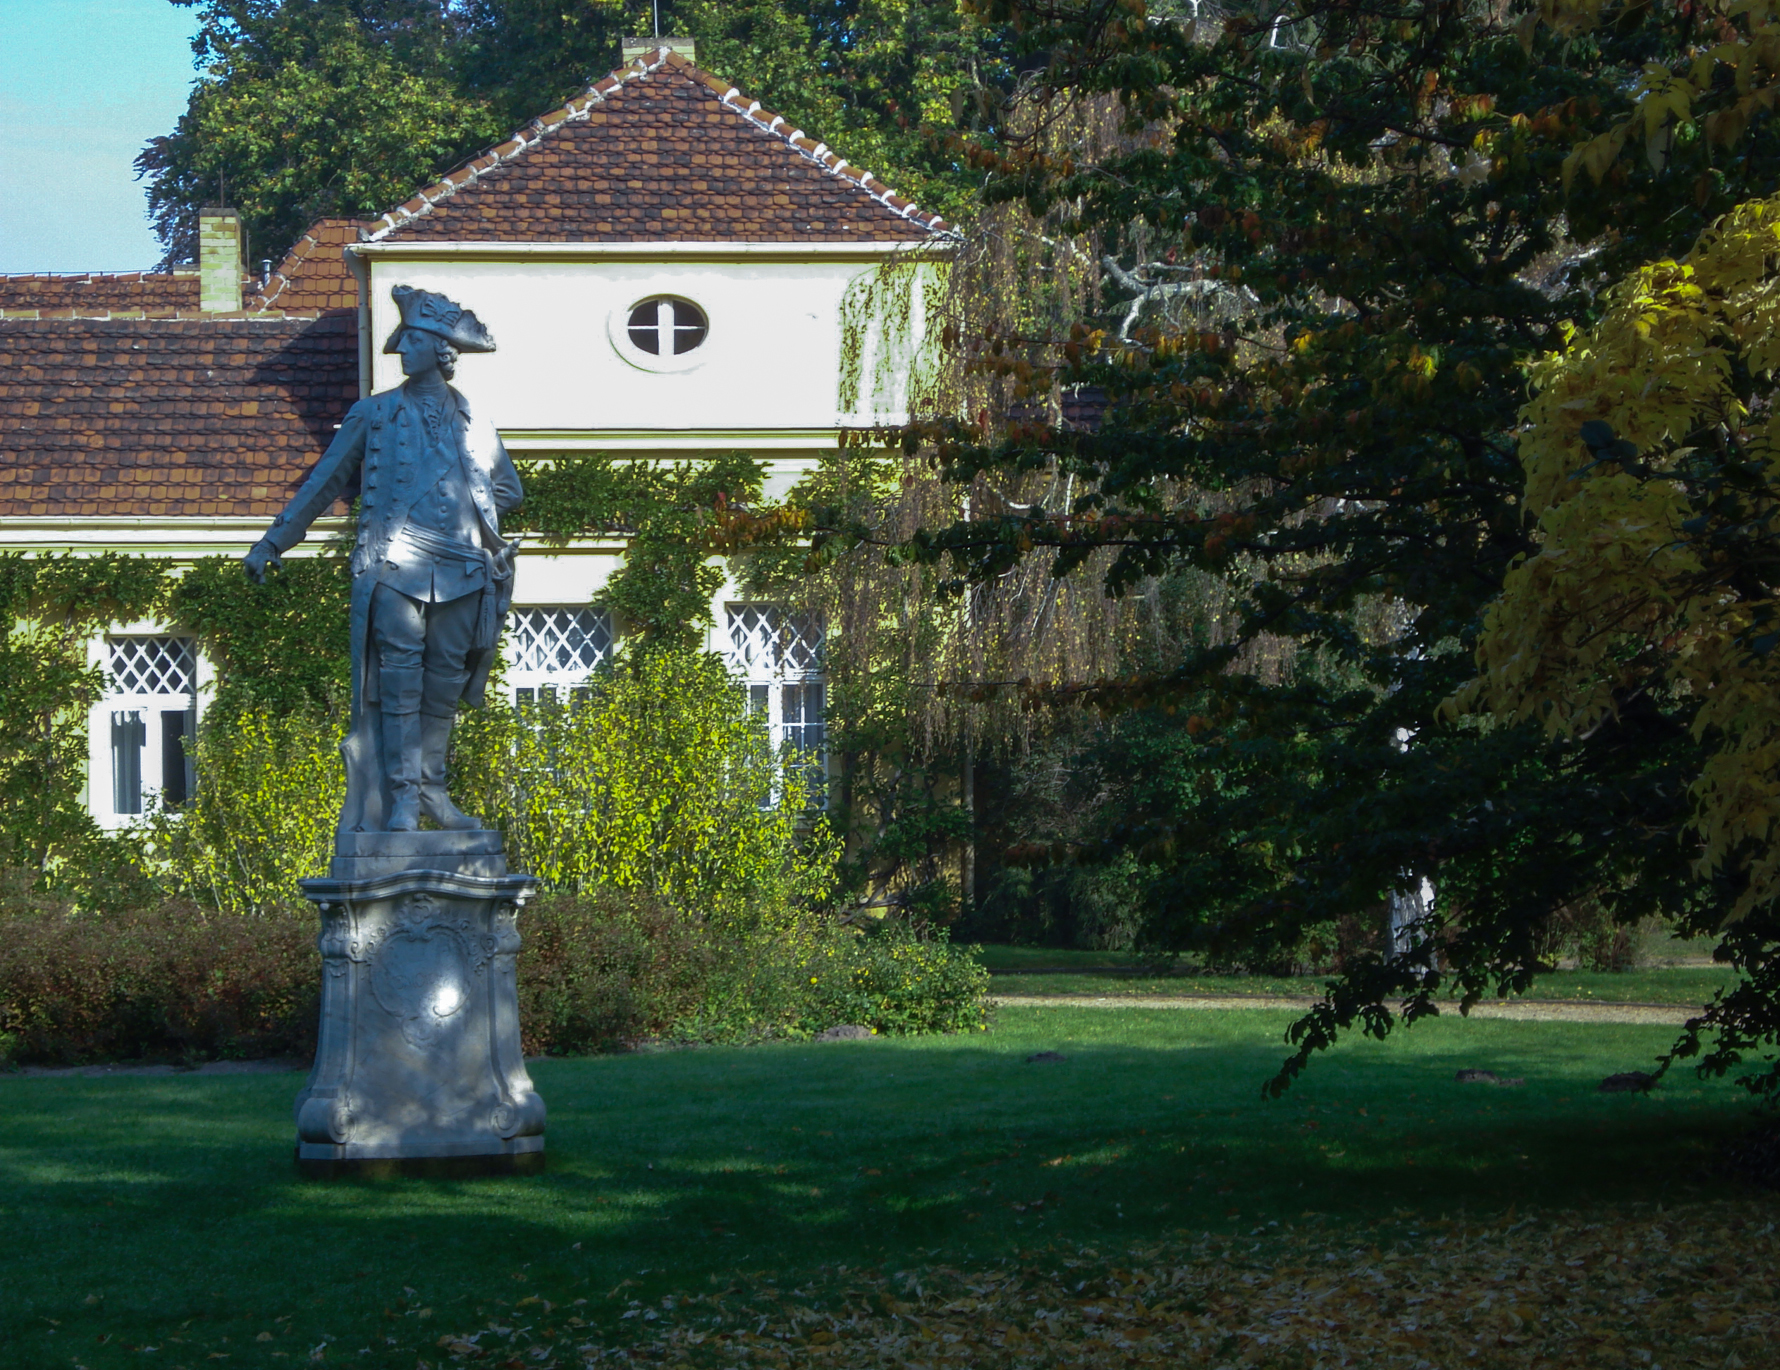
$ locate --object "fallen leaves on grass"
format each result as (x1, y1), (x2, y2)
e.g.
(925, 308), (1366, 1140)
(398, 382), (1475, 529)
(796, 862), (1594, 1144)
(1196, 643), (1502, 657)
(431, 1199), (1776, 1368)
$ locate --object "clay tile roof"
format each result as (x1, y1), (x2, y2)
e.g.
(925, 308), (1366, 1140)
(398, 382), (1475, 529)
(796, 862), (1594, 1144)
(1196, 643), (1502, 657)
(368, 48), (951, 245)
(248, 217), (371, 314)
(0, 270), (199, 318)
(0, 315), (358, 519)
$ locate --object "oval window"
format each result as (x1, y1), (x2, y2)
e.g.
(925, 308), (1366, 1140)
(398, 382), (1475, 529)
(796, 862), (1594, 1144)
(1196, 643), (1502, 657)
(626, 297), (708, 356)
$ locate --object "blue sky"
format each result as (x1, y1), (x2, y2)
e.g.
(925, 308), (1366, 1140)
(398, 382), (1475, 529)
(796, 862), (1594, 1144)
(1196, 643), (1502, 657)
(0, 1), (202, 272)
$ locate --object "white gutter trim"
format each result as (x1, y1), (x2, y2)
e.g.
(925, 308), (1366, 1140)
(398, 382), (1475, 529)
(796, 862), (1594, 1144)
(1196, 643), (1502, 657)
(499, 429), (842, 452)
(344, 242), (372, 399)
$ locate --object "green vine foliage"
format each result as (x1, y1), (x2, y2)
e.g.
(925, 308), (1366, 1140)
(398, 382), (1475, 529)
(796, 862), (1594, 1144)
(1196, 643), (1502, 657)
(141, 550), (353, 916)
(0, 554), (165, 886)
(145, 708), (345, 918)
(514, 453), (765, 651)
(168, 553), (352, 718)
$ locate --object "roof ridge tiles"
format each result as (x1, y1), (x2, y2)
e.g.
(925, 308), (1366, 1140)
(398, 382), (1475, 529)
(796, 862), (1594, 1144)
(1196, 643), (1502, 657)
(360, 46), (951, 244)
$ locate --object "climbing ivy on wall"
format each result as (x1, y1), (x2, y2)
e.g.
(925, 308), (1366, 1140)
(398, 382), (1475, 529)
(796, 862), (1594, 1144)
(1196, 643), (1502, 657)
(514, 452), (767, 652)
(0, 454), (788, 912)
(168, 552), (352, 719)
(0, 554), (165, 881)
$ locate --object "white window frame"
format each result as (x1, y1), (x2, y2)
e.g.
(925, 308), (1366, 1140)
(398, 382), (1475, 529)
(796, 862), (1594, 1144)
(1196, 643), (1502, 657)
(608, 294), (713, 375)
(503, 606), (614, 705)
(87, 631), (206, 829)
(723, 603), (827, 806)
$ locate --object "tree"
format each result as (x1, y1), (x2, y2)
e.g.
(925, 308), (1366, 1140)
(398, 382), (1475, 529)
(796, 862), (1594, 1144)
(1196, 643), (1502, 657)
(1462, 192), (1780, 1096)
(140, 0), (1011, 262)
(138, 0), (499, 265)
(869, 0), (1780, 1085)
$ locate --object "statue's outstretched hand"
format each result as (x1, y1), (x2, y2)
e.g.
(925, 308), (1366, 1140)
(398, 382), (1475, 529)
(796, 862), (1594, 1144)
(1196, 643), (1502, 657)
(243, 540), (282, 584)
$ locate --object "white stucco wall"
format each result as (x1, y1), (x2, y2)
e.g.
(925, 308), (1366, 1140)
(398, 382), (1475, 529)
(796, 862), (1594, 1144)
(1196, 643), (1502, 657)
(355, 241), (936, 437)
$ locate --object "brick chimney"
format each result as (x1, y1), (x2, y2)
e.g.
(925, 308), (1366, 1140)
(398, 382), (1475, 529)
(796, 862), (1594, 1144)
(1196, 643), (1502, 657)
(622, 36), (696, 62)
(199, 209), (242, 313)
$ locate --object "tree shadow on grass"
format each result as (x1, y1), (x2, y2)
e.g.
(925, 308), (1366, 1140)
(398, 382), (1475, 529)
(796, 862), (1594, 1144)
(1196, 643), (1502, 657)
(0, 1021), (1764, 1366)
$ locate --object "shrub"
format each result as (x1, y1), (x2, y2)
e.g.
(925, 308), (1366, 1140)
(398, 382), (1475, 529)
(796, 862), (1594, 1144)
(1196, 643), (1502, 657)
(451, 647), (837, 925)
(520, 893), (992, 1051)
(0, 895), (318, 1066)
(1535, 900), (1650, 973)
(797, 923), (991, 1037)
(518, 889), (719, 1054)
(147, 706), (344, 916)
(152, 647), (838, 929)
(0, 888), (992, 1067)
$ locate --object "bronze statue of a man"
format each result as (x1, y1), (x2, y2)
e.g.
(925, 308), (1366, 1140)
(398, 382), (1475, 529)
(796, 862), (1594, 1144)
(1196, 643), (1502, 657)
(245, 285), (522, 834)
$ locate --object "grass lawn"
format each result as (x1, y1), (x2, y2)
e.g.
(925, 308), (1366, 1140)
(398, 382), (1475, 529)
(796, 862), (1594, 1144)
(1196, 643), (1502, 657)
(0, 1005), (1766, 1368)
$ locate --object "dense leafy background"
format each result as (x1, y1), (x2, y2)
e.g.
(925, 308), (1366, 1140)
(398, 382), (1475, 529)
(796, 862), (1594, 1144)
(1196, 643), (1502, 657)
(139, 0), (1010, 263)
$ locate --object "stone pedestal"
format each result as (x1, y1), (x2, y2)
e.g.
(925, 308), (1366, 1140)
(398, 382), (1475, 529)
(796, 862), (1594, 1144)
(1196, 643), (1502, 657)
(294, 832), (543, 1177)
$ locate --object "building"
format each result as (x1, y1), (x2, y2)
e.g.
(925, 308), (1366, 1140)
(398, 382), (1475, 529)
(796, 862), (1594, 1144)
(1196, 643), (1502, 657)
(0, 46), (948, 828)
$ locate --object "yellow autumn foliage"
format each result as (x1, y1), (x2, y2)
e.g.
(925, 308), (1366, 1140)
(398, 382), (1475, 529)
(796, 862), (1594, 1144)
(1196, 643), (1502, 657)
(1550, 0), (1780, 186)
(1457, 193), (1780, 921)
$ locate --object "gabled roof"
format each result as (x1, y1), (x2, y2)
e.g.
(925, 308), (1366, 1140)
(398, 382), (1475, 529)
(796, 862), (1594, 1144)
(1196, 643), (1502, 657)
(0, 48), (948, 523)
(0, 47), (945, 324)
(366, 48), (948, 245)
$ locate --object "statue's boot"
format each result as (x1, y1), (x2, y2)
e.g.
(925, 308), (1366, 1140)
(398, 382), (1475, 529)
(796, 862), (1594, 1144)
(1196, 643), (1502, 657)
(380, 664), (425, 832)
(381, 710), (423, 831)
(418, 710), (481, 830)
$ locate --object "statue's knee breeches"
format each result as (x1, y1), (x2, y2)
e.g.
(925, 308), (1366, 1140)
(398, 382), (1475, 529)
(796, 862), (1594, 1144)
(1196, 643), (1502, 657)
(372, 583), (481, 716)
(371, 583), (427, 677)
(420, 591), (481, 717)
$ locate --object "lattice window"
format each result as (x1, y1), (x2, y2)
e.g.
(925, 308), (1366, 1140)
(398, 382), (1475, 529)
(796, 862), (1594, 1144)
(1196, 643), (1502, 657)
(99, 635), (197, 821)
(108, 636), (195, 697)
(724, 604), (823, 679)
(504, 607), (613, 704)
(727, 605), (826, 807)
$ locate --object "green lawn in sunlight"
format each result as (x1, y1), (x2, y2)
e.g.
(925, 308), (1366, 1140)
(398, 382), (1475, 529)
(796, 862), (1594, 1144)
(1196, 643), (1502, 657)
(0, 1005), (1760, 1368)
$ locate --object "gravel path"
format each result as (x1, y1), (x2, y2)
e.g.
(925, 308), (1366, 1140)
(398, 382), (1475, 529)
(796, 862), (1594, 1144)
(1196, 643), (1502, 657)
(991, 993), (1697, 1025)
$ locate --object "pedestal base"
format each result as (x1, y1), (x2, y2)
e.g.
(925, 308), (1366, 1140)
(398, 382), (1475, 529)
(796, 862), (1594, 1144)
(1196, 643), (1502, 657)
(329, 829), (507, 880)
(295, 1140), (546, 1181)
(296, 865), (543, 1173)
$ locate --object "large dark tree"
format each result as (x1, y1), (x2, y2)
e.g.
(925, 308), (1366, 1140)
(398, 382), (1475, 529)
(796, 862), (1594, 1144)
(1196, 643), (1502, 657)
(876, 0), (1780, 1088)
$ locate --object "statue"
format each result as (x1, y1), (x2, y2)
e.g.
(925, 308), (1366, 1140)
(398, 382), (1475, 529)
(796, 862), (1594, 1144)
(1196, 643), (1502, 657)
(250, 285), (544, 1178)
(245, 283), (521, 835)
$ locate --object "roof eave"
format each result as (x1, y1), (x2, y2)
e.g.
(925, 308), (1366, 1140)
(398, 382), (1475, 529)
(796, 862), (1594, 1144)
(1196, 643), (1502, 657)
(347, 239), (955, 263)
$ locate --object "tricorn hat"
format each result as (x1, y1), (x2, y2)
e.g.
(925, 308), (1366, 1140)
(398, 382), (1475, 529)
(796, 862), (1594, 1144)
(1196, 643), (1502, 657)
(382, 284), (497, 354)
